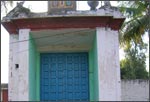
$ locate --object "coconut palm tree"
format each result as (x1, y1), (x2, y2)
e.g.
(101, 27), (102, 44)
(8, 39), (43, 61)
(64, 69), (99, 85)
(118, 0), (150, 47)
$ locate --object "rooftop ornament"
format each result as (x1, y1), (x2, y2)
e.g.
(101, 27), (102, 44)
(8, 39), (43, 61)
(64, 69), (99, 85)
(99, 1), (118, 11)
(3, 1), (31, 20)
(87, 1), (99, 10)
(104, 1), (111, 7)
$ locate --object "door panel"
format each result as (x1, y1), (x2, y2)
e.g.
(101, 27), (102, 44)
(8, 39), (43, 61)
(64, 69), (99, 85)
(40, 53), (89, 101)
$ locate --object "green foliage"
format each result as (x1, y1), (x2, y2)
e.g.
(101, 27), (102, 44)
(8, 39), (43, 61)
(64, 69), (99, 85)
(120, 41), (149, 79)
(118, 0), (150, 47)
(118, 0), (149, 79)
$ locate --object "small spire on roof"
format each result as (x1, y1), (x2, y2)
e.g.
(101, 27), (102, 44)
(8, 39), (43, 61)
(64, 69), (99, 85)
(17, 1), (25, 6)
(87, 1), (99, 10)
(104, 1), (111, 7)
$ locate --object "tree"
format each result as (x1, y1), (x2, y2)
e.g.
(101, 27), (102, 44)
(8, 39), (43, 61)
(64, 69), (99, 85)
(1, 1), (13, 13)
(118, 0), (150, 47)
(118, 0), (149, 79)
(120, 41), (149, 79)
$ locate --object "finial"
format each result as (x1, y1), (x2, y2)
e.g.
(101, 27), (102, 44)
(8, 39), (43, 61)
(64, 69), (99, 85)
(104, 1), (111, 7)
(17, 1), (25, 6)
(87, 1), (99, 10)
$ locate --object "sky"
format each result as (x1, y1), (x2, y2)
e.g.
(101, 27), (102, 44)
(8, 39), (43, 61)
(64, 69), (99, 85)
(1, 1), (149, 83)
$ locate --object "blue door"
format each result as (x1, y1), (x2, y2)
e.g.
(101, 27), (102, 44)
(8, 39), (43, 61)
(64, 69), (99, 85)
(40, 53), (89, 101)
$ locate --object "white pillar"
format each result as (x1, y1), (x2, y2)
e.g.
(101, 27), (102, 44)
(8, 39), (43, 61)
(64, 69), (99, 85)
(18, 29), (30, 101)
(96, 27), (121, 101)
(9, 34), (19, 101)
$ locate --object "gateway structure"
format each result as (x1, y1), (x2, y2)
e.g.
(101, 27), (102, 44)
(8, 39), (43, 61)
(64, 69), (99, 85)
(2, 1), (125, 101)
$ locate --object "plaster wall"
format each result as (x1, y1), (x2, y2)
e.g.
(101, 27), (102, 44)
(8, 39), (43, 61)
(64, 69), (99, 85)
(121, 80), (149, 101)
(29, 35), (36, 100)
(9, 29), (31, 101)
(36, 52), (40, 100)
(89, 33), (99, 101)
(17, 29), (30, 101)
(29, 35), (40, 101)
(8, 34), (19, 101)
(96, 27), (121, 101)
(9, 28), (121, 101)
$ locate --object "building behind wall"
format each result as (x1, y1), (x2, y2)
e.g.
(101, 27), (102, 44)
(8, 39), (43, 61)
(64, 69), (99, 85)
(2, 1), (125, 101)
(1, 84), (8, 102)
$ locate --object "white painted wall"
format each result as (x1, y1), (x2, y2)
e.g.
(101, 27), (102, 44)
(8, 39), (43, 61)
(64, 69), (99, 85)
(18, 29), (30, 101)
(8, 29), (30, 101)
(8, 34), (19, 101)
(96, 27), (121, 101)
(121, 80), (149, 101)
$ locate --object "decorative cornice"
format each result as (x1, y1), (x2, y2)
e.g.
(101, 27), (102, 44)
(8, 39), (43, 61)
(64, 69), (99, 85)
(2, 3), (125, 34)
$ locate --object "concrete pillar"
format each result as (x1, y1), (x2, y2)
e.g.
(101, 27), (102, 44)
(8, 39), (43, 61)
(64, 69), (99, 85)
(8, 34), (19, 101)
(18, 29), (30, 101)
(96, 27), (121, 101)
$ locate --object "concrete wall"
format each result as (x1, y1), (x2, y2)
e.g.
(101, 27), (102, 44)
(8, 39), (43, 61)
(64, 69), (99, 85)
(8, 29), (30, 101)
(89, 32), (99, 101)
(29, 34), (40, 101)
(18, 29), (30, 101)
(9, 34), (19, 101)
(96, 27), (121, 101)
(9, 28), (121, 101)
(29, 35), (36, 100)
(121, 79), (149, 101)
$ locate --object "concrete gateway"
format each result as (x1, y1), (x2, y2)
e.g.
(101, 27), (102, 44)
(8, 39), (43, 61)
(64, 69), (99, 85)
(2, 1), (125, 101)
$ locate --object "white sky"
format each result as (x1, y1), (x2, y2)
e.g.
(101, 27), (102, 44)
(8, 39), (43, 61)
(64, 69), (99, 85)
(1, 1), (149, 83)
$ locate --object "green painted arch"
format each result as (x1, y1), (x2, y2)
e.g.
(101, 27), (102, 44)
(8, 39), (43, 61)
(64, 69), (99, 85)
(29, 32), (99, 101)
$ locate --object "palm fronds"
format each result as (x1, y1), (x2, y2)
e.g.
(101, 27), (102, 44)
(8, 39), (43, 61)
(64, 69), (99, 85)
(118, 0), (149, 47)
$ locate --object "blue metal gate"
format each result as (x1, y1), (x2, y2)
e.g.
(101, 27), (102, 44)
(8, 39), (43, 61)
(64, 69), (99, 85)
(40, 53), (89, 101)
